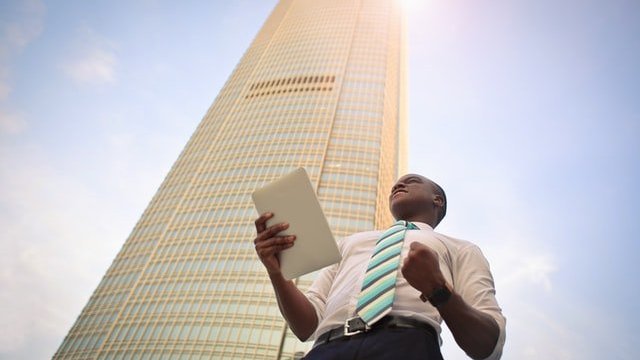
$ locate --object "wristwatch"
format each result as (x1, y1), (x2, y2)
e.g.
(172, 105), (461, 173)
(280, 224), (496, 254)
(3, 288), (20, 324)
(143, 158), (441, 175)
(420, 283), (452, 307)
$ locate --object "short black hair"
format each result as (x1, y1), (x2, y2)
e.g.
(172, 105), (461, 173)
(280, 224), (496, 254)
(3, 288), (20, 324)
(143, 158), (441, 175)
(431, 181), (447, 226)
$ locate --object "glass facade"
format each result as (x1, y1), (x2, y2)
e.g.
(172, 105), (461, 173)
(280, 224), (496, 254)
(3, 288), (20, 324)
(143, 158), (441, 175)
(54, 0), (406, 358)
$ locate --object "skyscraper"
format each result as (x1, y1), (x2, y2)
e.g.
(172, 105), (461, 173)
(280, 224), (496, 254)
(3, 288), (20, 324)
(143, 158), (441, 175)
(54, 0), (407, 358)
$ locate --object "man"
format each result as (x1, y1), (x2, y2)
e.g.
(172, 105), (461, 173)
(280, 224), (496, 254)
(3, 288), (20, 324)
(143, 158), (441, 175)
(254, 174), (505, 359)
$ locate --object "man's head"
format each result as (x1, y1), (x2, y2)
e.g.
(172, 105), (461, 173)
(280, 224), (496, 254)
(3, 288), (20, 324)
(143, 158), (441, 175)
(388, 174), (447, 228)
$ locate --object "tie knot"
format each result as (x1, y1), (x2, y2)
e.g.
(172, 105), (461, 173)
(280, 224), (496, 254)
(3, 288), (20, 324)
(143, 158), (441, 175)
(378, 220), (418, 240)
(393, 220), (418, 230)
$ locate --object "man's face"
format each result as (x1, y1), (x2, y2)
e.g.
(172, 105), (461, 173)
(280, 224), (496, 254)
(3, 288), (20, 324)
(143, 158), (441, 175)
(389, 174), (437, 220)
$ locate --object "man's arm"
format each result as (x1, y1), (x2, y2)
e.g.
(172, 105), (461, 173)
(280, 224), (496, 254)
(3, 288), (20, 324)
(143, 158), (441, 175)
(436, 290), (500, 359)
(267, 273), (318, 340)
(402, 242), (501, 360)
(254, 212), (318, 340)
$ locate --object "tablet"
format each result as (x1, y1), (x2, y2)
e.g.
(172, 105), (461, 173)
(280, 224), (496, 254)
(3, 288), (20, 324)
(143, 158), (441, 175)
(252, 167), (342, 280)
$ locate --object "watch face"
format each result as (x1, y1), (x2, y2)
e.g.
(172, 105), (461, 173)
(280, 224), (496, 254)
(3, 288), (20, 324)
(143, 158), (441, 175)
(429, 286), (452, 306)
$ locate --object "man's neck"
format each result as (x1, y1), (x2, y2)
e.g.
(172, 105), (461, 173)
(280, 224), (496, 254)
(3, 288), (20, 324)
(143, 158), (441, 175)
(402, 214), (436, 228)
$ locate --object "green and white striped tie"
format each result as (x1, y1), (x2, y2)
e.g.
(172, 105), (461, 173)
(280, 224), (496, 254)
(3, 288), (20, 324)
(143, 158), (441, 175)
(355, 220), (418, 325)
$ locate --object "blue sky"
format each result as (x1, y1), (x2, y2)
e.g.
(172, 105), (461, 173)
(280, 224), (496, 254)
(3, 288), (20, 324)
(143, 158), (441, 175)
(1, 0), (638, 359)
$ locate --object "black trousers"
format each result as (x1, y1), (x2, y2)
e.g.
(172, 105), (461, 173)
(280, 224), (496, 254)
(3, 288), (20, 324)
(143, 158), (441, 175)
(303, 327), (444, 360)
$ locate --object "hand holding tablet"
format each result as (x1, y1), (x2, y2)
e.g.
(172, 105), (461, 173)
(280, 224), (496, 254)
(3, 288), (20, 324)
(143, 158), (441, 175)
(252, 168), (342, 280)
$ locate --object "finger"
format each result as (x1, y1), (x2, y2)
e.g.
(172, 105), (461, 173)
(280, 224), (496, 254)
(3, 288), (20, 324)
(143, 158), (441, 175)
(259, 235), (296, 248)
(254, 221), (287, 244)
(257, 245), (280, 260)
(254, 212), (274, 233)
(255, 236), (296, 255)
(257, 222), (290, 242)
(401, 259), (412, 279)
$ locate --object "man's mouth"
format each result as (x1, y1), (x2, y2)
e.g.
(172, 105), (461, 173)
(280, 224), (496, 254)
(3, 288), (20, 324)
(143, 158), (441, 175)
(391, 190), (407, 198)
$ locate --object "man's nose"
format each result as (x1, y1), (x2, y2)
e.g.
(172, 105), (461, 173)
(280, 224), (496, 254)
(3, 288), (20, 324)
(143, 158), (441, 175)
(391, 182), (406, 193)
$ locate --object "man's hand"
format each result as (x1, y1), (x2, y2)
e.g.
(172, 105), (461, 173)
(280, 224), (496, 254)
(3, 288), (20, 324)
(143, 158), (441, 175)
(401, 241), (447, 297)
(403, 241), (501, 359)
(254, 212), (296, 276)
(252, 213), (317, 341)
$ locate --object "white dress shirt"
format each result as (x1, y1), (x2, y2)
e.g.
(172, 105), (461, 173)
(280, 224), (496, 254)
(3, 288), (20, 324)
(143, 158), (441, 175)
(305, 222), (506, 360)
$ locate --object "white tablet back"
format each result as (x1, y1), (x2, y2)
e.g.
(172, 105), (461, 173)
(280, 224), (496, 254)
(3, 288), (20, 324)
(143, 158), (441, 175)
(252, 168), (341, 280)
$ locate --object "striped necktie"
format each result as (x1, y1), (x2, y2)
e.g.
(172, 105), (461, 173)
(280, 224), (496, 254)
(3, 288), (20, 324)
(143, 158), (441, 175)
(355, 220), (418, 325)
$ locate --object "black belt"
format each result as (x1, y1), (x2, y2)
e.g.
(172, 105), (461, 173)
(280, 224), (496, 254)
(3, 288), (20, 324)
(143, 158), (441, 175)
(314, 315), (437, 348)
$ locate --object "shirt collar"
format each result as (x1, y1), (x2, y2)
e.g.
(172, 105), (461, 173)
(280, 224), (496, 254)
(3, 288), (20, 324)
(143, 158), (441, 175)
(410, 221), (433, 231)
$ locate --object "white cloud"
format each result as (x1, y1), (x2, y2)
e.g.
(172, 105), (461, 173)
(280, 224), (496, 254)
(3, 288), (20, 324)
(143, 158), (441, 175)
(493, 244), (557, 293)
(63, 47), (117, 84)
(0, 81), (10, 100)
(0, 0), (45, 52)
(0, 0), (45, 140)
(62, 29), (118, 85)
(0, 108), (28, 135)
(0, 144), (136, 358)
(0, 109), (180, 358)
(0, 0), (45, 82)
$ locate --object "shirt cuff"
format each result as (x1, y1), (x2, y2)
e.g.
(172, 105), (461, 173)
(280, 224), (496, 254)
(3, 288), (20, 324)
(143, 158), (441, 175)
(480, 315), (506, 360)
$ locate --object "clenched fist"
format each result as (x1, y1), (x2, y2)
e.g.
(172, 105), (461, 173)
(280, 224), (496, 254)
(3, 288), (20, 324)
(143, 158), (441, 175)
(401, 241), (447, 297)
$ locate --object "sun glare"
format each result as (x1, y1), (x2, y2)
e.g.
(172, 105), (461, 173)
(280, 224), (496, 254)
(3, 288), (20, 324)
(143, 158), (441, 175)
(399, 0), (426, 11)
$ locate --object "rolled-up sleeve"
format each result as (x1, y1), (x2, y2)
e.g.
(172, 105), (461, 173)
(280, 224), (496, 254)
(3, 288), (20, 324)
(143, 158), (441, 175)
(454, 245), (506, 360)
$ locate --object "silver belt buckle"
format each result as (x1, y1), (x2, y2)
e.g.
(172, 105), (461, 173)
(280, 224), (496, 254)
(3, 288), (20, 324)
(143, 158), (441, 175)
(344, 316), (370, 336)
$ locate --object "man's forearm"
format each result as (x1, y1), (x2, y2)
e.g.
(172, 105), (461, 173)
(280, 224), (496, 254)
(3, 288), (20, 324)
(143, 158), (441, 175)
(269, 273), (318, 341)
(438, 292), (500, 360)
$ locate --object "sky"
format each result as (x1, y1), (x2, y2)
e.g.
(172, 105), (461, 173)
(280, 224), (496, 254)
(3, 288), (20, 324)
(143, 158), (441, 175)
(0, 0), (639, 359)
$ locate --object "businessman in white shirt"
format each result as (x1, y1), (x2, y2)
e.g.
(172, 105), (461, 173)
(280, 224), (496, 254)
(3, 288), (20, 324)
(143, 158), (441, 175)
(254, 174), (505, 359)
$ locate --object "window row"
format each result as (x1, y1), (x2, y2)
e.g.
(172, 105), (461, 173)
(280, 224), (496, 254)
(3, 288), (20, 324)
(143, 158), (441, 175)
(162, 224), (252, 241)
(318, 185), (377, 201)
(142, 258), (259, 277)
(326, 148), (379, 163)
(245, 86), (333, 99)
(249, 74), (335, 91)
(214, 140), (326, 156)
(133, 276), (269, 297)
(216, 131), (328, 147)
(335, 108), (383, 119)
(120, 239), (157, 257)
(87, 291), (129, 308)
(58, 332), (105, 353)
(238, 101), (334, 114)
(327, 216), (374, 234)
(204, 154), (324, 171)
(180, 193), (249, 209)
(132, 223), (167, 238)
(109, 323), (282, 347)
(155, 241), (251, 261)
(71, 311), (117, 332)
(171, 207), (254, 225)
(321, 200), (375, 215)
(111, 253), (150, 272)
(121, 301), (279, 319)
(101, 271), (141, 289)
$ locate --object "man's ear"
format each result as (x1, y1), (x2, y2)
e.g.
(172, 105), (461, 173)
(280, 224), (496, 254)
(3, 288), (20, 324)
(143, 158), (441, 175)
(433, 194), (444, 209)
